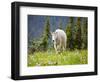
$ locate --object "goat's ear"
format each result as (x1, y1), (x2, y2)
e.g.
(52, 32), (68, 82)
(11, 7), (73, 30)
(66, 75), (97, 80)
(55, 32), (57, 35)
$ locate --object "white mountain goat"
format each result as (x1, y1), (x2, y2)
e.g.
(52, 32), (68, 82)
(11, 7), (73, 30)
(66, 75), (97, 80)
(51, 29), (67, 54)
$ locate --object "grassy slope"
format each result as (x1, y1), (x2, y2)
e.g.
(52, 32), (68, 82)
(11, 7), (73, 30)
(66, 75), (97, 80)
(28, 50), (88, 67)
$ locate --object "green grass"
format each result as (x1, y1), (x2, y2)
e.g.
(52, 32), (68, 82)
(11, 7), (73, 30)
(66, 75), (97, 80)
(28, 49), (88, 67)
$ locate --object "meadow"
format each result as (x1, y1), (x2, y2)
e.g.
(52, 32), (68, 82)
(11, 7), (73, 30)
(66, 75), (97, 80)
(28, 49), (88, 67)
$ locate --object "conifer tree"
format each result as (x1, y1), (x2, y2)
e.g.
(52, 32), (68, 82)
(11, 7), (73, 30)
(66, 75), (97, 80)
(81, 18), (88, 49)
(41, 17), (50, 50)
(75, 17), (82, 49)
(66, 17), (74, 49)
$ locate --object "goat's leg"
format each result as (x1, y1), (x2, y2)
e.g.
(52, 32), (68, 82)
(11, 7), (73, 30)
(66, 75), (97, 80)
(54, 44), (58, 54)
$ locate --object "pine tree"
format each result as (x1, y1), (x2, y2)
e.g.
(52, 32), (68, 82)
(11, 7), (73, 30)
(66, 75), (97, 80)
(66, 17), (74, 49)
(41, 17), (50, 50)
(66, 24), (71, 49)
(75, 17), (82, 49)
(81, 18), (88, 49)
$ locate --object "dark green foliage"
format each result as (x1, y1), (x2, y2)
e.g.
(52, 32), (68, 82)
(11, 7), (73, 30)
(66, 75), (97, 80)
(28, 38), (43, 54)
(81, 18), (88, 49)
(75, 17), (82, 49)
(41, 17), (50, 50)
(28, 17), (51, 54)
(66, 24), (71, 49)
(66, 17), (87, 50)
(66, 17), (74, 49)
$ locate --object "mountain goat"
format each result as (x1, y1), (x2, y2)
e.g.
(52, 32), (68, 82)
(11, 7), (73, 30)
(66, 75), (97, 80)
(51, 29), (67, 54)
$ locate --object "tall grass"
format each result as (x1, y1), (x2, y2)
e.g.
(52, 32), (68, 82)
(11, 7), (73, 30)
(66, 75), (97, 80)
(28, 50), (88, 67)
